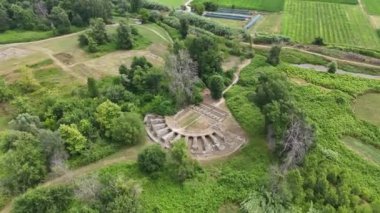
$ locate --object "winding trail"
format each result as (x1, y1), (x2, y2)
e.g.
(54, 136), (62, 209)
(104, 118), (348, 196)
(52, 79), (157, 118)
(0, 143), (147, 213)
(214, 59), (252, 107)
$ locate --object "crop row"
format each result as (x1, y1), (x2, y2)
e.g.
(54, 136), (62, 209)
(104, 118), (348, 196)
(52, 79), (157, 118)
(282, 0), (380, 49)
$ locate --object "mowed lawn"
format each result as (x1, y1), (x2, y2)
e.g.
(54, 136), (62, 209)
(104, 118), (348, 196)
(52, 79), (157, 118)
(192, 0), (285, 12)
(342, 136), (380, 165)
(151, 0), (185, 8)
(362, 0), (380, 15)
(282, 0), (380, 49)
(352, 93), (380, 127)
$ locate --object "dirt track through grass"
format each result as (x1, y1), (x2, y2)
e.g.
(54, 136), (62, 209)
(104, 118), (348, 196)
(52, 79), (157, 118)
(0, 142), (148, 213)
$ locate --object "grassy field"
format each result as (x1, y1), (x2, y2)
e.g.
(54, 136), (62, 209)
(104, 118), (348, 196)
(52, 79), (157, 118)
(251, 13), (282, 34)
(352, 93), (380, 127)
(151, 0), (185, 8)
(342, 136), (380, 165)
(282, 0), (380, 49)
(0, 27), (83, 44)
(362, 0), (380, 15)
(192, 0), (285, 12)
(208, 17), (245, 31)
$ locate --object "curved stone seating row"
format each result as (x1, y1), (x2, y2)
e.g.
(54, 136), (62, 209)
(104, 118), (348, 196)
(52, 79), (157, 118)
(144, 114), (231, 156)
(191, 103), (228, 122)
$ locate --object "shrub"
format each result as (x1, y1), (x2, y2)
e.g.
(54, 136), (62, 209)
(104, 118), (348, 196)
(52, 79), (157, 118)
(252, 34), (291, 45)
(13, 186), (74, 213)
(203, 2), (218, 11)
(110, 112), (145, 145)
(327, 61), (337, 74)
(312, 36), (324, 45)
(138, 145), (167, 174)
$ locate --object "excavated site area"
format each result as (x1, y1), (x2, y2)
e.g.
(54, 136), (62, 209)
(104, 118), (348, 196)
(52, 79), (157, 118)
(144, 102), (247, 160)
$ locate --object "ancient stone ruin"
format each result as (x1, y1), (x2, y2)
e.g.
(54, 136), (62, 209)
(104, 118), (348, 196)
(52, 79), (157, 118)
(144, 103), (246, 159)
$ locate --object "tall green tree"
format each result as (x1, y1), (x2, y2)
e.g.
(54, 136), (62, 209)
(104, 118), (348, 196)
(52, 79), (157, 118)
(50, 6), (71, 35)
(266, 45), (281, 66)
(130, 0), (143, 13)
(59, 124), (88, 155)
(87, 77), (99, 98)
(187, 35), (222, 79)
(208, 75), (224, 100)
(179, 18), (189, 39)
(0, 6), (9, 32)
(116, 21), (133, 50)
(95, 100), (121, 137)
(88, 18), (108, 45)
(0, 131), (47, 194)
(110, 113), (145, 145)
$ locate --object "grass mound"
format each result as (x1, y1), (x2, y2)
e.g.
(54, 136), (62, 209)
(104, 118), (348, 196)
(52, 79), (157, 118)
(342, 136), (380, 165)
(352, 93), (380, 127)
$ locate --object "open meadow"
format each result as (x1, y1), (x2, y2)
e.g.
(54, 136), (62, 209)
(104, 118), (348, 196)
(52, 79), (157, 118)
(192, 0), (285, 12)
(362, 0), (380, 15)
(282, 0), (380, 49)
(151, 0), (186, 8)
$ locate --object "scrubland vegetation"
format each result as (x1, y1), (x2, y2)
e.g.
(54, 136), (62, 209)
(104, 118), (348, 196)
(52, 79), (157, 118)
(1, 0), (380, 212)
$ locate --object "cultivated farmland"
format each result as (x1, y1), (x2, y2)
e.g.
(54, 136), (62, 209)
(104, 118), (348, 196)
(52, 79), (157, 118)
(362, 0), (380, 15)
(192, 0), (285, 12)
(282, 0), (380, 49)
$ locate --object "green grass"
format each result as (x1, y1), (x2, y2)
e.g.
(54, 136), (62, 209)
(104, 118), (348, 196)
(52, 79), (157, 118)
(208, 18), (245, 31)
(150, 0), (185, 8)
(0, 27), (83, 44)
(251, 13), (282, 34)
(342, 136), (380, 165)
(282, 0), (380, 49)
(0, 30), (53, 44)
(352, 93), (380, 127)
(192, 0), (285, 12)
(362, 0), (380, 15)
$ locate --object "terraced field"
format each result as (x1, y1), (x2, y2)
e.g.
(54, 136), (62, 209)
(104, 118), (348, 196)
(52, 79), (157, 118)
(192, 0), (285, 12)
(282, 0), (380, 49)
(362, 0), (380, 15)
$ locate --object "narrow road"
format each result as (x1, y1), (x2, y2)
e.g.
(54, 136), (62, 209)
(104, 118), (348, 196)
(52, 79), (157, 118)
(184, 0), (193, 12)
(1, 143), (147, 213)
(214, 59), (252, 107)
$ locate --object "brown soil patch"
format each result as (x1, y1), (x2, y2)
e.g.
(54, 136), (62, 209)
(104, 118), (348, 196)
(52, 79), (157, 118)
(290, 77), (308, 85)
(369, 15), (380, 29)
(54, 52), (75, 65)
(0, 47), (31, 61)
(222, 56), (240, 71)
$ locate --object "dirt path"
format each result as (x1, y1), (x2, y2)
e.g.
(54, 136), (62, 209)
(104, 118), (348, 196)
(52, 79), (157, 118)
(184, 0), (193, 12)
(0, 143), (147, 213)
(214, 59), (252, 107)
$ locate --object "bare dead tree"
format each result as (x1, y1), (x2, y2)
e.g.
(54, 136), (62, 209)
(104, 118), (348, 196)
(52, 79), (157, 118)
(74, 174), (102, 203)
(34, 1), (48, 18)
(165, 50), (199, 107)
(280, 114), (315, 171)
